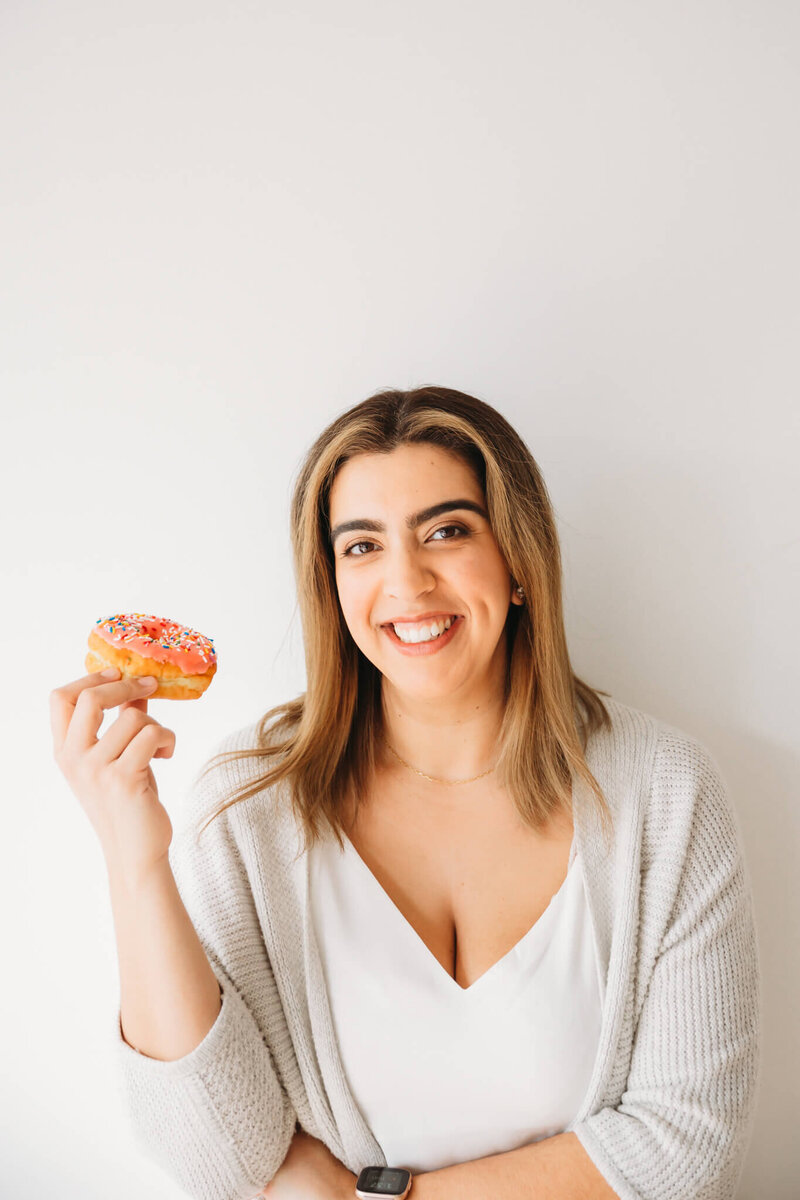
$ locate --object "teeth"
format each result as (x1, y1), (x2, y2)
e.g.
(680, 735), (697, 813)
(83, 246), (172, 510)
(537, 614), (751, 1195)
(392, 616), (454, 644)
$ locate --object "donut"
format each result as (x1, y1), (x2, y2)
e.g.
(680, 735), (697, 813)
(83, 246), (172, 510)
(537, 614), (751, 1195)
(86, 613), (217, 700)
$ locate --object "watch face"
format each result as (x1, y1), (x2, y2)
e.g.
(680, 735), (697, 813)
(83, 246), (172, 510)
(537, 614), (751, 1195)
(356, 1166), (411, 1194)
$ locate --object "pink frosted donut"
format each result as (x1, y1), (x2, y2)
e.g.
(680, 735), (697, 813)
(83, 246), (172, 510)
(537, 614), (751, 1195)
(85, 612), (217, 700)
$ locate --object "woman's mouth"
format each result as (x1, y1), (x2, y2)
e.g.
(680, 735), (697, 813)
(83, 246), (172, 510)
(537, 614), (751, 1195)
(382, 615), (463, 655)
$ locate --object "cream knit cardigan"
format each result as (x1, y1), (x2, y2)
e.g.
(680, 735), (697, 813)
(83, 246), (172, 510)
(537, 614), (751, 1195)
(111, 697), (761, 1200)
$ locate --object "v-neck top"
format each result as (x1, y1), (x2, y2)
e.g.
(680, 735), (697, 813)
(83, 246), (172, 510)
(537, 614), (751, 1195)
(112, 699), (762, 1200)
(309, 828), (604, 1173)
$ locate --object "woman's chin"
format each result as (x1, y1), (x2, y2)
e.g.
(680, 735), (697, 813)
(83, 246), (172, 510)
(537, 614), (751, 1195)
(378, 662), (475, 706)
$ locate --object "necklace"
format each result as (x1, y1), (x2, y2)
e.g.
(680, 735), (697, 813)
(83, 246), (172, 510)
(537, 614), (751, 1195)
(383, 736), (496, 785)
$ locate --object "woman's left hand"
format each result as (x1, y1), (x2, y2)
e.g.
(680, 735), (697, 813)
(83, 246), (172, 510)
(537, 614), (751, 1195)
(257, 1127), (357, 1199)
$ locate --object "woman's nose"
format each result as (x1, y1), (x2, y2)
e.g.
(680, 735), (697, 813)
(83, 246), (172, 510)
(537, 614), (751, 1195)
(382, 546), (435, 599)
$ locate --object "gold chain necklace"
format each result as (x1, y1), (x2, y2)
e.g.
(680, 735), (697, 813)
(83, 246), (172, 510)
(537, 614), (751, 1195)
(383, 737), (496, 785)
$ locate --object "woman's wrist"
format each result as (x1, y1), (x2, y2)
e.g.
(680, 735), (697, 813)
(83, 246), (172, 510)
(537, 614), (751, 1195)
(257, 1126), (358, 1197)
(336, 1166), (359, 1198)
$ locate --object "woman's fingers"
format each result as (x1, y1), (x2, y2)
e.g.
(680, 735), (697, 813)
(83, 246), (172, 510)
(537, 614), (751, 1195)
(118, 698), (173, 756)
(50, 668), (176, 874)
(51, 670), (157, 757)
(94, 703), (175, 767)
(50, 668), (116, 751)
(116, 722), (176, 773)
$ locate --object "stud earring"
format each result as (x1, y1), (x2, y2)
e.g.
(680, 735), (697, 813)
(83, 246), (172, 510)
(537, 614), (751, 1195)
(515, 584), (525, 600)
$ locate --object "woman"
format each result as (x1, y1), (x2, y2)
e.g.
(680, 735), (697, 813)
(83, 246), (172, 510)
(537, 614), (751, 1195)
(50, 386), (761, 1200)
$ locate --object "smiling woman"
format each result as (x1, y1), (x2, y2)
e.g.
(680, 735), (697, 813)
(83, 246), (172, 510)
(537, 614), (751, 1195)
(197, 386), (615, 850)
(103, 386), (760, 1200)
(330, 441), (558, 774)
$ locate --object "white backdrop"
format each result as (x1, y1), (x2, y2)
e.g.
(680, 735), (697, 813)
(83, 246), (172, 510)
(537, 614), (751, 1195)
(1, 2), (798, 1197)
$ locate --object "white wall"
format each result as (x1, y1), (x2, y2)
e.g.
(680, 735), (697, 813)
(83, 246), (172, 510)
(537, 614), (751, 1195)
(2, 2), (797, 1196)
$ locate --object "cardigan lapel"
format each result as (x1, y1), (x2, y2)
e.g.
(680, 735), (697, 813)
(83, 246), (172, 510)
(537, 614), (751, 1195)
(254, 788), (384, 1172)
(569, 699), (659, 1125)
(302, 846), (387, 1171)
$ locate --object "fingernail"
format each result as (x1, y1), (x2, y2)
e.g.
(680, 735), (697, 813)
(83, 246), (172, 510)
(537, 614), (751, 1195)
(137, 676), (157, 687)
(101, 668), (119, 678)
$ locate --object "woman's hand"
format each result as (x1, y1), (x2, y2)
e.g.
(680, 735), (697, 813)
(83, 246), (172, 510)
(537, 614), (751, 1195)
(257, 1128), (357, 1199)
(50, 667), (176, 887)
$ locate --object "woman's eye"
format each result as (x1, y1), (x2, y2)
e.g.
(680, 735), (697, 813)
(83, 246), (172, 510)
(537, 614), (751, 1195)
(342, 525), (467, 557)
(430, 524), (467, 542)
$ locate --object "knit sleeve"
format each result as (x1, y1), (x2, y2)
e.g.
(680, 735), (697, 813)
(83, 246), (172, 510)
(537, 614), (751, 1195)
(108, 736), (297, 1200)
(572, 731), (762, 1200)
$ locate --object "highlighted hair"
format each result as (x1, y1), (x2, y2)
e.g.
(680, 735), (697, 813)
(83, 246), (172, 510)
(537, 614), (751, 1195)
(195, 386), (612, 856)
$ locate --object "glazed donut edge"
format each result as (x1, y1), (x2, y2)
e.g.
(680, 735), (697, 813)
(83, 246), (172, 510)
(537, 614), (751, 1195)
(86, 630), (216, 701)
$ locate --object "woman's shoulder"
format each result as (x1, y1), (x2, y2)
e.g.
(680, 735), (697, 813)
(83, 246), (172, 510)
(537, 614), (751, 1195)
(181, 716), (295, 837)
(594, 694), (736, 843)
(593, 693), (724, 776)
(206, 716), (272, 763)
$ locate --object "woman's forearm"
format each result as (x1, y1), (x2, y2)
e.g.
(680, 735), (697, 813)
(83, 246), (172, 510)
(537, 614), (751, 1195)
(410, 1132), (618, 1199)
(259, 1126), (619, 1199)
(107, 855), (222, 1062)
(257, 1126), (357, 1198)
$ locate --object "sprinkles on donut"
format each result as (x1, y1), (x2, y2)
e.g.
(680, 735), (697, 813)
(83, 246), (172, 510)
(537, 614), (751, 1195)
(85, 612), (217, 700)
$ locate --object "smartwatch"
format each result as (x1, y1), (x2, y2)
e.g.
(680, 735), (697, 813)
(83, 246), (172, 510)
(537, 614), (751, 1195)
(355, 1166), (413, 1198)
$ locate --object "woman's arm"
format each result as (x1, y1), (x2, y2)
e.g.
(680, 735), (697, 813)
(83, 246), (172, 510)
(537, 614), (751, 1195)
(569, 736), (761, 1200)
(107, 853), (223, 1061)
(262, 1129), (617, 1199)
(407, 1131), (617, 1198)
(257, 1128), (358, 1198)
(112, 743), (299, 1200)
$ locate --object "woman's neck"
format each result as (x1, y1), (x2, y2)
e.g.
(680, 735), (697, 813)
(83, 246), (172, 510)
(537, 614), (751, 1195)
(379, 684), (505, 785)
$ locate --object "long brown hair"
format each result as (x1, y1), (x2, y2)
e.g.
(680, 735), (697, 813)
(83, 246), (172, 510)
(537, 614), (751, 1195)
(195, 385), (613, 856)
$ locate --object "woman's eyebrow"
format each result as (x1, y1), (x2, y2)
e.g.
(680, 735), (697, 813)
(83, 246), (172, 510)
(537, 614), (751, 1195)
(329, 499), (488, 546)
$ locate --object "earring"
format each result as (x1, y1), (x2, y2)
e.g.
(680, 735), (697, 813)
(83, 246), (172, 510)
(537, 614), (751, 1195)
(515, 584), (525, 600)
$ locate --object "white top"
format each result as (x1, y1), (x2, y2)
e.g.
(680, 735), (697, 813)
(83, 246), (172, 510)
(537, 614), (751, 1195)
(112, 698), (761, 1200)
(309, 829), (604, 1173)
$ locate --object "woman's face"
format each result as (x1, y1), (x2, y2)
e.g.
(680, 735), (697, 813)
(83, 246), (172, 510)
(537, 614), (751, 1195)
(328, 443), (523, 705)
